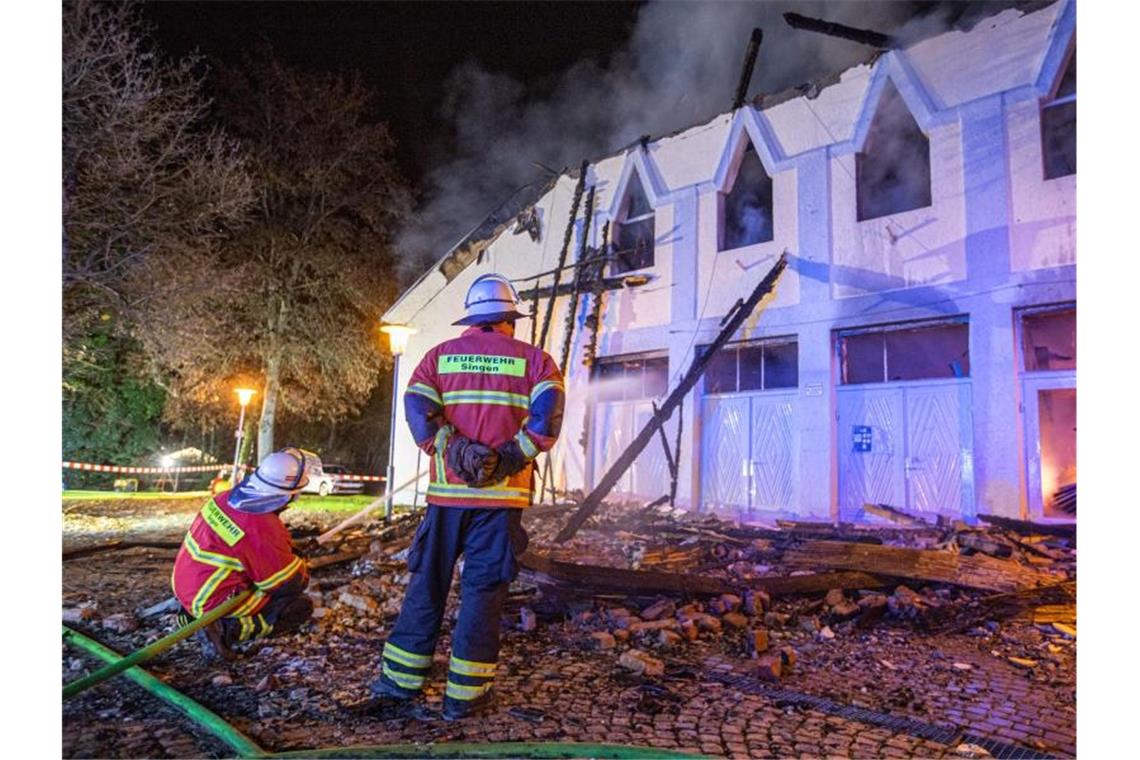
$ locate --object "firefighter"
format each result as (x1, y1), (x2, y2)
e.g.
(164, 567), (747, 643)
(171, 447), (315, 660)
(370, 272), (565, 720)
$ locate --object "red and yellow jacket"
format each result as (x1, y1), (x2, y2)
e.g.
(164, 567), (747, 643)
(171, 491), (308, 619)
(405, 324), (565, 508)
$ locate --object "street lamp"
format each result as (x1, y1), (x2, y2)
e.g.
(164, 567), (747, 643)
(380, 323), (417, 522)
(231, 388), (256, 487)
(160, 455), (178, 492)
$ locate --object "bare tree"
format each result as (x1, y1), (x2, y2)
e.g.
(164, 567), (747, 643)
(63, 0), (252, 344)
(141, 48), (411, 460)
(62, 0), (253, 465)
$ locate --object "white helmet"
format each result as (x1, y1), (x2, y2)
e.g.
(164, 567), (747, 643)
(229, 447), (314, 514)
(453, 273), (530, 326)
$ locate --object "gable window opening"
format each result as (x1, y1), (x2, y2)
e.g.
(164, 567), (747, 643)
(839, 319), (969, 385)
(611, 171), (655, 275)
(720, 142), (774, 251)
(1041, 47), (1076, 180)
(856, 80), (932, 222)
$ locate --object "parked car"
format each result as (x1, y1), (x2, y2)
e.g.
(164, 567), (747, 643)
(302, 460), (365, 496)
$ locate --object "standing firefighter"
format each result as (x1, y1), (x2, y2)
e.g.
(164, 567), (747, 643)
(171, 447), (315, 660)
(371, 273), (565, 720)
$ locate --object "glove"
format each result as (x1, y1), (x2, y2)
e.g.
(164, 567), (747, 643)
(477, 439), (529, 486)
(445, 435), (499, 486)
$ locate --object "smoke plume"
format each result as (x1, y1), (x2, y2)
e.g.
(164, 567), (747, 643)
(396, 1), (994, 279)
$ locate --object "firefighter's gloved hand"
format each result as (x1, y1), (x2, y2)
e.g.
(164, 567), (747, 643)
(475, 439), (529, 486)
(445, 435), (499, 486)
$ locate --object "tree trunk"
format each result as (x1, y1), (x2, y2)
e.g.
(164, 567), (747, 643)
(258, 353), (282, 463)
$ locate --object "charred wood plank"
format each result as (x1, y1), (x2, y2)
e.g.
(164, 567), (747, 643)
(752, 571), (888, 596)
(783, 12), (892, 48)
(957, 532), (1014, 559)
(555, 253), (788, 542)
(786, 540), (1058, 593)
(521, 551), (731, 596)
(863, 502), (929, 527)
(537, 162), (588, 349)
(519, 275), (632, 301)
(520, 552), (887, 598)
(977, 513), (1075, 539)
(63, 540), (183, 561)
(924, 581), (1075, 633)
(732, 28), (764, 111)
(559, 185), (596, 372)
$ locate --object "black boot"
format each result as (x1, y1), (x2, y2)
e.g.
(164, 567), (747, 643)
(195, 620), (237, 661)
(442, 688), (498, 721)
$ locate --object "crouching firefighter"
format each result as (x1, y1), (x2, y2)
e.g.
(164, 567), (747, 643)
(171, 447), (315, 660)
(371, 273), (565, 720)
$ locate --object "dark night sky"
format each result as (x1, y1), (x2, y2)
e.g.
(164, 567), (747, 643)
(140, 1), (1008, 271)
(143, 1), (645, 185)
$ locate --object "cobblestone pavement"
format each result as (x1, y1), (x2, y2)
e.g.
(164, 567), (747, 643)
(62, 503), (1076, 759)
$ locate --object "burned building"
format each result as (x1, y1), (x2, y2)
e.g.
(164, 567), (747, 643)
(384, 1), (1076, 525)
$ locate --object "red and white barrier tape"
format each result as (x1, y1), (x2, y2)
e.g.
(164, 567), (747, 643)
(62, 461), (230, 475)
(62, 461), (385, 481)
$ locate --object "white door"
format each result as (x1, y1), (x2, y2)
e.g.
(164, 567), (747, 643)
(837, 386), (906, 521)
(1022, 374), (1076, 520)
(839, 381), (974, 521)
(749, 394), (797, 510)
(700, 396), (751, 512)
(631, 402), (679, 501)
(700, 393), (798, 514)
(904, 382), (975, 519)
(591, 401), (634, 496)
(592, 400), (680, 500)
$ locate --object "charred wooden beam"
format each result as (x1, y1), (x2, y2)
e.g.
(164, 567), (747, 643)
(518, 275), (633, 302)
(63, 540), (183, 561)
(538, 162), (588, 349)
(582, 221), (611, 368)
(555, 253), (788, 543)
(783, 12), (892, 49)
(923, 581), (1075, 633)
(732, 28), (764, 111)
(956, 532), (1014, 559)
(863, 502), (929, 527)
(559, 185), (596, 372)
(520, 551), (888, 598)
(785, 540), (1058, 593)
(977, 513), (1076, 539)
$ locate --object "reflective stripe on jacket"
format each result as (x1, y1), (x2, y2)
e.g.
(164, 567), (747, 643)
(405, 325), (565, 508)
(171, 491), (308, 617)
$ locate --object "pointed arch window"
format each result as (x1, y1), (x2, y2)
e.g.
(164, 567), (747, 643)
(856, 81), (932, 221)
(720, 142), (774, 251)
(612, 171), (655, 274)
(1042, 47), (1076, 179)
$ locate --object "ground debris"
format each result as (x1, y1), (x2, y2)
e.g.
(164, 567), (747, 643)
(63, 494), (1076, 758)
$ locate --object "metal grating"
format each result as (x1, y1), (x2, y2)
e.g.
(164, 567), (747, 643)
(709, 672), (1057, 759)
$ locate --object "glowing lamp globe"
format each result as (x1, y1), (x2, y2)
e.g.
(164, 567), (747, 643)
(235, 388), (256, 407)
(380, 323), (417, 357)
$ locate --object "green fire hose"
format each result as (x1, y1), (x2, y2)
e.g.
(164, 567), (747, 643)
(63, 589), (252, 700)
(62, 625), (266, 757)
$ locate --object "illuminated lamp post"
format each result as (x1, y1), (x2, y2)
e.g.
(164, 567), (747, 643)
(231, 388), (256, 487)
(161, 455), (178, 493)
(380, 323), (417, 523)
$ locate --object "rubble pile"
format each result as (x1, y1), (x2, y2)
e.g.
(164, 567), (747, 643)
(63, 497), (1077, 757)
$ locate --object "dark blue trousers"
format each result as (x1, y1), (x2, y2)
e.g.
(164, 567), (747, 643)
(377, 505), (527, 706)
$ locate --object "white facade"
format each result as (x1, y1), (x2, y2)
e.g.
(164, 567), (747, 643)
(384, 1), (1077, 523)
